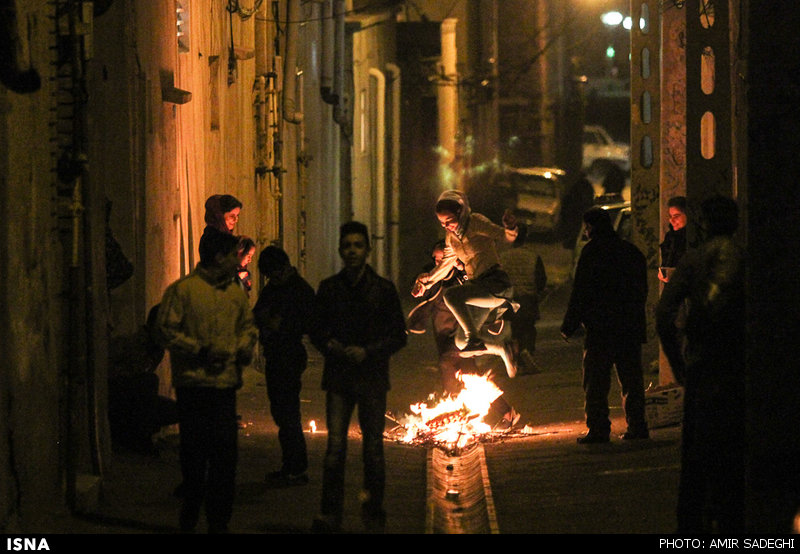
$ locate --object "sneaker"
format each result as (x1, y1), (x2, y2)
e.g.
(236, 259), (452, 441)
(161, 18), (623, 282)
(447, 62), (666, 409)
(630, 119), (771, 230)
(179, 504), (200, 533)
(517, 349), (542, 375)
(494, 408), (521, 431)
(576, 432), (610, 444)
(265, 470), (309, 487)
(361, 506), (387, 533)
(460, 337), (487, 353)
(486, 319), (504, 335)
(502, 341), (517, 378)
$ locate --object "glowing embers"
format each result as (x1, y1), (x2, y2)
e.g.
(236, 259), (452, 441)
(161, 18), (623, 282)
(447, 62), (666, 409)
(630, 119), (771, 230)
(392, 372), (504, 452)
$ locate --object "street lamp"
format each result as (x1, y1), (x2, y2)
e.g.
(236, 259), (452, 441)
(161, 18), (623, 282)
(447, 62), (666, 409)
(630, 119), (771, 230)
(601, 11), (624, 27)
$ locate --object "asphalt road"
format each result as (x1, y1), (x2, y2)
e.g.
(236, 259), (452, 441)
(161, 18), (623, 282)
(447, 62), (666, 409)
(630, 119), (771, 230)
(35, 239), (682, 539)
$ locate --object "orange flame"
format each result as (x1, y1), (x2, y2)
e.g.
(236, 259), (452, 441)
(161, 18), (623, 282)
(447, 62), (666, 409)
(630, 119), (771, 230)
(398, 372), (503, 450)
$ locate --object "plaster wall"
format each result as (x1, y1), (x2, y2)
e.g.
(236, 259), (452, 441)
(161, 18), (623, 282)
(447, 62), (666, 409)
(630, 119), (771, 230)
(0, 0), (67, 531)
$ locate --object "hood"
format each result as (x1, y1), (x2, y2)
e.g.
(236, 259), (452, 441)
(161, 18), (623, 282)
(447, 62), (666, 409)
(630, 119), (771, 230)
(204, 195), (229, 234)
(437, 189), (471, 239)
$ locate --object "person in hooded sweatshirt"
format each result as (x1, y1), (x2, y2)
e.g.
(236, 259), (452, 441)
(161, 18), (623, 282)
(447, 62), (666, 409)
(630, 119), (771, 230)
(156, 230), (258, 534)
(203, 194), (243, 240)
(412, 189), (524, 377)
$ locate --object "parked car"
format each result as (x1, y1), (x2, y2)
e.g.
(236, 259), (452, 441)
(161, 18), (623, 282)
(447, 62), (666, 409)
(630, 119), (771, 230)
(502, 166), (568, 235)
(582, 125), (631, 174)
(570, 194), (632, 280)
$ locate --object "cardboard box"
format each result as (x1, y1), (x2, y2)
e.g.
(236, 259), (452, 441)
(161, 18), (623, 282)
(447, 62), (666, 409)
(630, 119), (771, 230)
(645, 384), (684, 429)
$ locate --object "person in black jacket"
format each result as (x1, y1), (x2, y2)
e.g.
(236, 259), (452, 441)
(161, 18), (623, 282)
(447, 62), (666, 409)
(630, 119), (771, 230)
(561, 206), (649, 444)
(253, 245), (316, 487)
(656, 195), (745, 533)
(310, 222), (407, 533)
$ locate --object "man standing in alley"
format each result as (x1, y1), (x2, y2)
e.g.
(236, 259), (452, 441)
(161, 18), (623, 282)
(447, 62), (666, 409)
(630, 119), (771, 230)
(156, 230), (258, 533)
(310, 221), (407, 533)
(561, 206), (649, 444)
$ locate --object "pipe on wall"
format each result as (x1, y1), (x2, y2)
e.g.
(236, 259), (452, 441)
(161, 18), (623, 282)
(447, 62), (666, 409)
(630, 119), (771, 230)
(332, 0), (347, 127)
(296, 69), (309, 272)
(283, 0), (303, 124)
(369, 67), (386, 277)
(385, 62), (401, 286)
(438, 18), (458, 171)
(320, 0), (336, 104)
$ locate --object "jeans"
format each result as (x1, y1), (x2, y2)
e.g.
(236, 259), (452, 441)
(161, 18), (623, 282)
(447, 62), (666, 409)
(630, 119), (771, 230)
(444, 281), (511, 339)
(581, 341), (647, 436)
(265, 362), (308, 475)
(320, 389), (387, 519)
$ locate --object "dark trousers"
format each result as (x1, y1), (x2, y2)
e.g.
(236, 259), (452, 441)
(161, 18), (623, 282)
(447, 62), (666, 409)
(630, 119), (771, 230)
(582, 341), (647, 435)
(176, 387), (238, 533)
(509, 294), (538, 353)
(320, 389), (386, 520)
(108, 373), (178, 452)
(265, 362), (308, 475)
(677, 375), (745, 533)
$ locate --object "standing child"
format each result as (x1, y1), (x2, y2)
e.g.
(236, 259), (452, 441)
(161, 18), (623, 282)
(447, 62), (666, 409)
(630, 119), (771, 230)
(253, 245), (316, 487)
(235, 236), (256, 294)
(156, 231), (258, 533)
(310, 221), (407, 533)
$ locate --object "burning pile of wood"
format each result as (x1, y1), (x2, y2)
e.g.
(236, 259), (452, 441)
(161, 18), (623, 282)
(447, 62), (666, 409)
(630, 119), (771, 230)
(385, 372), (513, 453)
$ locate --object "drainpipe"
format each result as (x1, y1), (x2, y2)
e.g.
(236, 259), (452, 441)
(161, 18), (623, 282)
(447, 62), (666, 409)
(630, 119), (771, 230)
(63, 0), (103, 512)
(439, 18), (458, 180)
(282, 0), (302, 124)
(0, 0), (41, 94)
(320, 0), (336, 104)
(66, 176), (85, 514)
(254, 5), (268, 171)
(385, 62), (401, 285)
(369, 67), (386, 277)
(270, 67), (284, 244)
(332, 0), (347, 127)
(296, 70), (309, 273)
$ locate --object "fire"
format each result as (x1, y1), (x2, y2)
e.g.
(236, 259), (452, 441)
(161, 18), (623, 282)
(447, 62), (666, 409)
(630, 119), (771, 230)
(395, 372), (504, 451)
(308, 420), (317, 433)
